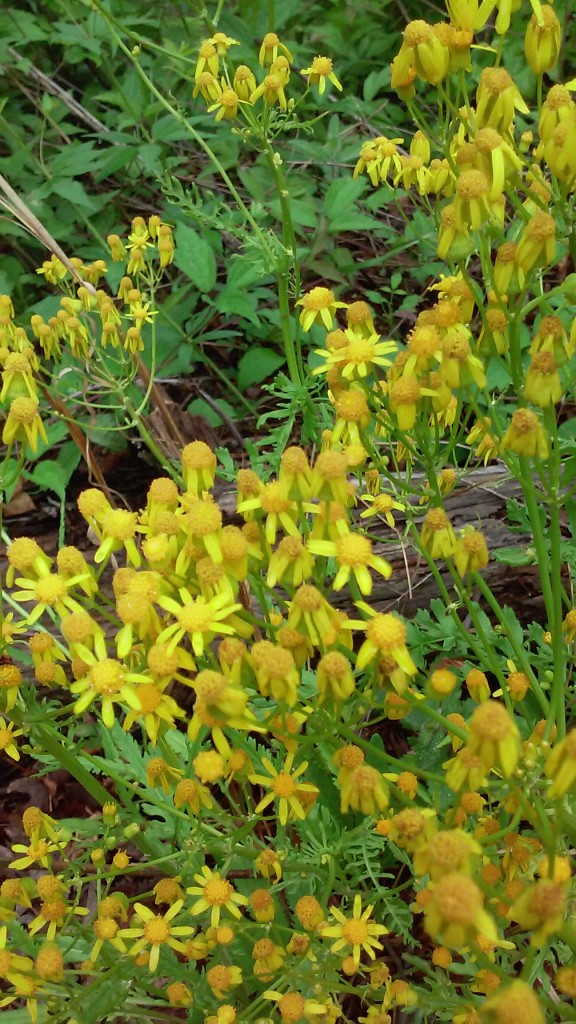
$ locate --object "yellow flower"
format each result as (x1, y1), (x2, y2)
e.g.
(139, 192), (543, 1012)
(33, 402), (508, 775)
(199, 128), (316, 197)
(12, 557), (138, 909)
(187, 866), (248, 926)
(420, 507), (457, 559)
(308, 532), (391, 596)
(267, 535), (315, 588)
(467, 700), (520, 779)
(510, 877), (567, 944)
(195, 40), (219, 81)
(317, 650), (355, 703)
(516, 211), (556, 283)
(296, 287), (347, 332)
(264, 990), (327, 1023)
(544, 729), (576, 797)
(249, 751), (319, 825)
(452, 528), (489, 577)
(250, 73), (288, 109)
(338, 759), (389, 816)
(483, 980), (544, 1024)
(351, 609), (416, 677)
(394, 20), (449, 85)
(208, 88), (240, 122)
(69, 633), (146, 727)
(157, 589), (242, 656)
(501, 408), (548, 459)
(258, 32), (292, 68)
(525, 5), (560, 75)
(352, 137), (404, 186)
(466, 416), (499, 464)
(524, 351), (562, 407)
(119, 900), (194, 971)
(0, 717), (23, 760)
(413, 829), (481, 880)
(323, 895), (388, 965)
(475, 67), (529, 132)
(12, 566), (83, 624)
(174, 776), (213, 813)
(301, 55), (342, 94)
(424, 872), (497, 949)
(2, 395), (47, 452)
(359, 492), (404, 527)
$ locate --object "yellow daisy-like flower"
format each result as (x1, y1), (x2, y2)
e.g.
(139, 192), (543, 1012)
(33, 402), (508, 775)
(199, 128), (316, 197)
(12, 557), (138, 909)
(0, 717), (23, 760)
(69, 633), (147, 727)
(300, 55), (342, 94)
(296, 287), (347, 332)
(187, 867), (248, 927)
(359, 492), (404, 528)
(264, 990), (327, 1023)
(2, 395), (48, 452)
(349, 607), (416, 676)
(313, 331), (396, 380)
(307, 532), (391, 596)
(157, 589), (242, 656)
(323, 895), (388, 965)
(249, 751), (319, 826)
(119, 899), (194, 971)
(12, 564), (85, 624)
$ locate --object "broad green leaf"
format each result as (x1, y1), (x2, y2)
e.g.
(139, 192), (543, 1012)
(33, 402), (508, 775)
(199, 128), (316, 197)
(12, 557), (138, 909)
(215, 289), (259, 325)
(237, 346), (285, 390)
(174, 223), (217, 292)
(323, 177), (366, 221)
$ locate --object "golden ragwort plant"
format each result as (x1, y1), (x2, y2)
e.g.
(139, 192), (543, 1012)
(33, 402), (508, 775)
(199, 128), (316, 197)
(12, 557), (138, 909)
(2, 1), (576, 1022)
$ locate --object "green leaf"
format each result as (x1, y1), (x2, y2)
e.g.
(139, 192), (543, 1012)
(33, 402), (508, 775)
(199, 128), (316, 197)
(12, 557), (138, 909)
(215, 289), (259, 325)
(493, 546), (533, 566)
(323, 177), (366, 221)
(51, 178), (98, 210)
(26, 460), (69, 501)
(174, 223), (217, 293)
(237, 347), (285, 390)
(187, 396), (237, 428)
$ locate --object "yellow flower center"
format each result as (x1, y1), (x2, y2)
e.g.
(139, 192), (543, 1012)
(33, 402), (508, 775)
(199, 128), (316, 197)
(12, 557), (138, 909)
(510, 409), (538, 435)
(471, 700), (513, 741)
(143, 916), (170, 943)
(41, 899), (66, 922)
(310, 56), (333, 75)
(531, 352), (557, 375)
(177, 602), (213, 633)
(278, 993), (306, 1022)
(93, 916), (118, 939)
(61, 611), (95, 644)
(293, 584), (324, 611)
(366, 614), (406, 652)
(101, 509), (137, 541)
(442, 334), (470, 360)
(432, 874), (481, 923)
(281, 446), (309, 474)
(0, 664), (23, 688)
(424, 508), (450, 532)
(409, 325), (441, 355)
(403, 20), (432, 46)
(319, 651), (349, 679)
(456, 169), (488, 200)
(474, 127), (502, 153)
(148, 476), (180, 504)
(8, 536), (43, 569)
(480, 67), (512, 96)
(187, 499), (222, 535)
(261, 482), (291, 514)
(336, 534), (372, 567)
(277, 536), (306, 560)
(204, 876), (234, 905)
(137, 685), (163, 713)
(301, 286), (335, 311)
(34, 574), (67, 606)
(89, 659), (125, 695)
(391, 375), (420, 404)
(334, 389), (370, 421)
(195, 670), (227, 703)
(342, 918), (369, 944)
(314, 450), (348, 479)
(526, 212), (555, 240)
(272, 772), (296, 798)
(9, 396), (39, 423)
